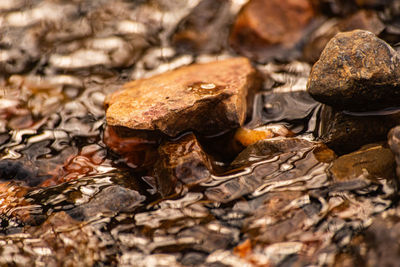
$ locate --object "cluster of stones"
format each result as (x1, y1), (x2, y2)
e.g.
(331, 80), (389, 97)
(104, 28), (400, 197)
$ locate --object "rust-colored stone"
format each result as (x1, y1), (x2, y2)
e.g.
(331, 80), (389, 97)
(105, 57), (259, 137)
(229, 0), (315, 62)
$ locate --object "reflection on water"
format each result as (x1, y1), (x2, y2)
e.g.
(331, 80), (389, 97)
(0, 0), (399, 266)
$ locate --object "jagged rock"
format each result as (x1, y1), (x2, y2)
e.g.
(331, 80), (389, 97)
(229, 0), (315, 62)
(329, 143), (396, 182)
(153, 133), (213, 196)
(303, 10), (384, 63)
(307, 30), (400, 110)
(105, 57), (260, 137)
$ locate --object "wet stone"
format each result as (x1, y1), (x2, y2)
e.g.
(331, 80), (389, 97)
(307, 30), (400, 111)
(68, 185), (145, 221)
(318, 105), (400, 154)
(153, 133), (213, 196)
(303, 10), (385, 63)
(105, 57), (260, 137)
(329, 143), (396, 182)
(233, 125), (292, 147)
(229, 0), (316, 62)
(172, 0), (231, 54)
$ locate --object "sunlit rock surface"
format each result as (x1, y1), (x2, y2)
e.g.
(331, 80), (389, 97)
(105, 57), (260, 136)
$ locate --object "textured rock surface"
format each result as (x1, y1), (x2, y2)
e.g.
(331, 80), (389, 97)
(329, 143), (395, 182)
(229, 0), (315, 62)
(105, 57), (259, 137)
(153, 133), (212, 196)
(307, 30), (400, 110)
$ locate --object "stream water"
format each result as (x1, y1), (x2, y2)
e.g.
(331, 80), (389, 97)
(1, 1), (400, 266)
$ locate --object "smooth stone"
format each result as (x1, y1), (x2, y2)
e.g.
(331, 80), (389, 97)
(303, 10), (384, 63)
(172, 0), (231, 54)
(68, 185), (145, 220)
(229, 0), (315, 62)
(329, 143), (395, 182)
(105, 57), (260, 137)
(153, 133), (213, 196)
(318, 105), (400, 154)
(307, 30), (400, 111)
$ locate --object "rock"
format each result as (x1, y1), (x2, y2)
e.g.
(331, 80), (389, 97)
(105, 57), (260, 137)
(388, 125), (400, 178)
(318, 105), (400, 154)
(229, 0), (315, 62)
(172, 0), (231, 54)
(68, 185), (145, 220)
(103, 125), (161, 168)
(153, 133), (213, 196)
(303, 10), (384, 63)
(329, 143), (396, 182)
(307, 30), (400, 111)
(233, 125), (292, 147)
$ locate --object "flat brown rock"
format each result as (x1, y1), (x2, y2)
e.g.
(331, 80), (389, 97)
(105, 57), (259, 136)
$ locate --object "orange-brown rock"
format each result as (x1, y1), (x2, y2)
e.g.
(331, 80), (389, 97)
(234, 125), (293, 147)
(229, 0), (315, 62)
(105, 57), (259, 137)
(153, 133), (213, 196)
